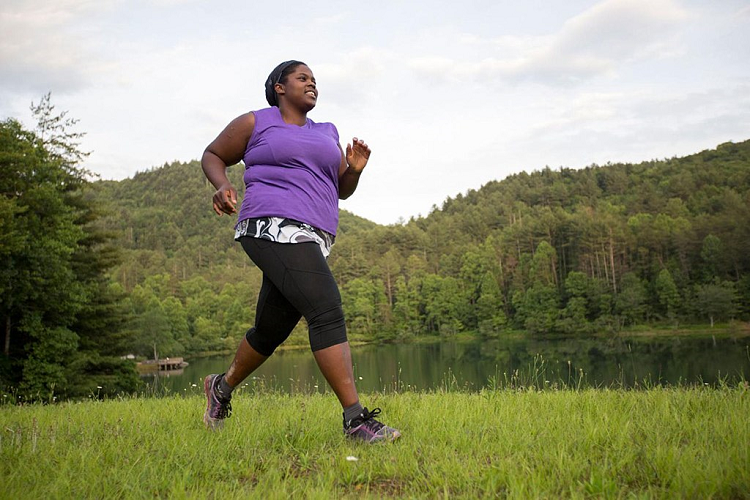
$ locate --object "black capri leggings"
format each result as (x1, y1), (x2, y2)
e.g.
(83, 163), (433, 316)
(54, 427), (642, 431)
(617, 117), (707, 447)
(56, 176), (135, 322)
(239, 237), (347, 356)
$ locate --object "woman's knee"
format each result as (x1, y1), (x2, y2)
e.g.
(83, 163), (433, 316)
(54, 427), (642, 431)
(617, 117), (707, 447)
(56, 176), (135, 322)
(308, 303), (347, 351)
(246, 326), (291, 356)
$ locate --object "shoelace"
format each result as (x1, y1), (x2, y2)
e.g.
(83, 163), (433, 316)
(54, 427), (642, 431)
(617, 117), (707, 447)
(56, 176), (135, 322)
(348, 407), (382, 428)
(215, 399), (232, 419)
(212, 385), (232, 419)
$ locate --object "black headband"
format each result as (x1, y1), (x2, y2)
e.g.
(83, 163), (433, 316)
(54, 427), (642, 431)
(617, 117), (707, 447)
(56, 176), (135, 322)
(265, 60), (305, 107)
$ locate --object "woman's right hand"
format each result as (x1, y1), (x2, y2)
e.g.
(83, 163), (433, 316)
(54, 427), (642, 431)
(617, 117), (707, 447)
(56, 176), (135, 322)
(202, 112), (255, 216)
(212, 183), (237, 216)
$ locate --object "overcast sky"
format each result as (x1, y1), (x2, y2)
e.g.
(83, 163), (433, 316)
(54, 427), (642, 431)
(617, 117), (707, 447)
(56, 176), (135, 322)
(1, 0), (748, 225)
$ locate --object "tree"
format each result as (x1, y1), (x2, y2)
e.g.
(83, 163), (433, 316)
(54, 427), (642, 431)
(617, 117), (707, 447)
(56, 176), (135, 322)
(557, 271), (592, 334)
(392, 275), (422, 337)
(615, 273), (647, 326)
(695, 281), (736, 327)
(511, 242), (561, 335)
(654, 269), (681, 324)
(476, 271), (506, 336)
(529, 241), (558, 288)
(0, 115), (86, 395)
(421, 274), (465, 335)
(343, 277), (380, 336)
(460, 245), (495, 329)
(700, 234), (723, 282)
(0, 97), (136, 399)
(512, 284), (559, 335)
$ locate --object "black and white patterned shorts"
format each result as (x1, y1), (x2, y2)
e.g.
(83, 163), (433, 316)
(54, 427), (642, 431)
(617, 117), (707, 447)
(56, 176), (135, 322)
(234, 217), (335, 258)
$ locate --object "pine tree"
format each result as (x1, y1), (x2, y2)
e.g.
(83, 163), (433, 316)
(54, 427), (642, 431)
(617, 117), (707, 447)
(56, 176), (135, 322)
(0, 96), (138, 399)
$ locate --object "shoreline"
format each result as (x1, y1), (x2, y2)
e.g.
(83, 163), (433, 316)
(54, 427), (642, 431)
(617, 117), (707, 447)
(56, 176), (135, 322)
(178, 321), (750, 361)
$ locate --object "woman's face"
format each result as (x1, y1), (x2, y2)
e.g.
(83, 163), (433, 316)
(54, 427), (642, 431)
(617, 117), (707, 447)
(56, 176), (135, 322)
(277, 64), (318, 111)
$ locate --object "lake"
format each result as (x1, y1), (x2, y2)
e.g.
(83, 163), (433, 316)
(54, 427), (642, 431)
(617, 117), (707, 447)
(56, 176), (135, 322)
(143, 334), (750, 396)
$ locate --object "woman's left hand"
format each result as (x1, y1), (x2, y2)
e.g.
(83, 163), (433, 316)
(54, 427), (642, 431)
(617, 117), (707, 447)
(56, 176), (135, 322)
(345, 137), (371, 174)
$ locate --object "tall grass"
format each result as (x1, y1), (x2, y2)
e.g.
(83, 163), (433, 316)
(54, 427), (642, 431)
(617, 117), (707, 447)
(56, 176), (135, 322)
(2, 382), (748, 499)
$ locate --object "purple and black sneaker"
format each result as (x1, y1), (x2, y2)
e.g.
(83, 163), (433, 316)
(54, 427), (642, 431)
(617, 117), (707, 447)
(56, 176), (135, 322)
(203, 374), (232, 430)
(344, 407), (401, 443)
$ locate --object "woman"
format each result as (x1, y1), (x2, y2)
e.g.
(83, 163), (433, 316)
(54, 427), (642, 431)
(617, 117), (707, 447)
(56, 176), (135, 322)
(200, 60), (400, 443)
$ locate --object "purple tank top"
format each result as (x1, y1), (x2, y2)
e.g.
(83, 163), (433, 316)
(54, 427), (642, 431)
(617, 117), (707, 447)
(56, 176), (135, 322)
(237, 107), (342, 235)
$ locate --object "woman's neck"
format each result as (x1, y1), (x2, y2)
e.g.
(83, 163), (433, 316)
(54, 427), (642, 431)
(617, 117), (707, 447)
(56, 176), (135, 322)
(278, 105), (308, 126)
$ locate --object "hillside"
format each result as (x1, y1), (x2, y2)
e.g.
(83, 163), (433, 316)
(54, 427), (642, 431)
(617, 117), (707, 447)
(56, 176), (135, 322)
(92, 140), (750, 355)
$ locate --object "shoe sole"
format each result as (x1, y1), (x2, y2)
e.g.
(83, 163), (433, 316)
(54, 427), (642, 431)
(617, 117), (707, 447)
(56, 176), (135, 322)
(346, 428), (401, 443)
(203, 375), (223, 430)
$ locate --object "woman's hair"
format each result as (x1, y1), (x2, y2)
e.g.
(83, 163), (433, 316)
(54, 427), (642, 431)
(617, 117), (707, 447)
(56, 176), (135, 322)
(265, 60), (306, 107)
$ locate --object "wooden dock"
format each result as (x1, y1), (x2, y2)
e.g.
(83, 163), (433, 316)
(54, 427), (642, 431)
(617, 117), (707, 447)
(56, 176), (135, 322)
(158, 357), (188, 370)
(135, 357), (189, 373)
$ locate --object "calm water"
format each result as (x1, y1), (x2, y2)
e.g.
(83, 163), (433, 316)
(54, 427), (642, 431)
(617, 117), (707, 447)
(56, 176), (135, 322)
(144, 335), (750, 395)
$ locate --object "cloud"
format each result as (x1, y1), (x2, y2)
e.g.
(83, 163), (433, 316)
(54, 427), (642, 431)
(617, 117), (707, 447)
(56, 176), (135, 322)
(0, 1), (114, 93)
(408, 0), (690, 85)
(514, 82), (750, 171)
(316, 47), (390, 84)
(553, 0), (688, 58)
(527, 92), (625, 136)
(314, 47), (395, 109)
(312, 13), (348, 26)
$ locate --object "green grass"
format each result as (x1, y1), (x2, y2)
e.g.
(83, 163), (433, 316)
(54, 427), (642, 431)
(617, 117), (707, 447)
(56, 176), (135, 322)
(2, 386), (749, 499)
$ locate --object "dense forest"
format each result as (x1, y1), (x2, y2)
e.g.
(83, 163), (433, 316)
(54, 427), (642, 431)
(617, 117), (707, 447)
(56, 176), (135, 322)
(93, 138), (750, 353)
(2, 99), (749, 398)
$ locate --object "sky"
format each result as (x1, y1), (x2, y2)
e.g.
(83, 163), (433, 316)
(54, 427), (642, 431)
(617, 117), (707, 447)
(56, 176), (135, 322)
(1, 0), (749, 225)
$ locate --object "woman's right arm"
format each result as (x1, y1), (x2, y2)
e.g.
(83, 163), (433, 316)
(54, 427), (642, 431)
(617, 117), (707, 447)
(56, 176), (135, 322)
(202, 112), (255, 216)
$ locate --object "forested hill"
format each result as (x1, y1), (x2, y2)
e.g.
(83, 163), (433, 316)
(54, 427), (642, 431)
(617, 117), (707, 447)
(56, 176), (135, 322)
(92, 140), (749, 356)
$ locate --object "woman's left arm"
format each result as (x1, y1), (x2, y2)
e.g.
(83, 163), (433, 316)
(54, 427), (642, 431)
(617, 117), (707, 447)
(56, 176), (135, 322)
(338, 137), (371, 200)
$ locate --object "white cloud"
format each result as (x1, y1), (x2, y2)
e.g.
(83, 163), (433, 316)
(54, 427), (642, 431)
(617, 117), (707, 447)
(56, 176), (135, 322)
(554, 0), (688, 55)
(406, 56), (454, 77)
(528, 92), (624, 135)
(0, 1), (116, 93)
(312, 13), (348, 25)
(314, 47), (395, 112)
(514, 82), (750, 172)
(316, 47), (390, 86)
(408, 0), (690, 85)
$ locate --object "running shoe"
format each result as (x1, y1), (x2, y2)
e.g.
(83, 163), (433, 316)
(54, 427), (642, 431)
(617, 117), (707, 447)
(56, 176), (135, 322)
(343, 407), (401, 443)
(203, 373), (232, 430)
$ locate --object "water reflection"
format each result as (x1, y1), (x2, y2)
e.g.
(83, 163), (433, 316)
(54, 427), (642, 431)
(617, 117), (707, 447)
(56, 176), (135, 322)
(143, 335), (750, 395)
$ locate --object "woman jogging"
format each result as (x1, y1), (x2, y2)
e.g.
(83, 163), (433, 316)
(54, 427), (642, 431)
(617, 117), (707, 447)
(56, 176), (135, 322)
(200, 60), (400, 443)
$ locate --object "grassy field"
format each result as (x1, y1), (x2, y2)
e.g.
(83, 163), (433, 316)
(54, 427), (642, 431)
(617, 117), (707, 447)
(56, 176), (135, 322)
(1, 385), (748, 499)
